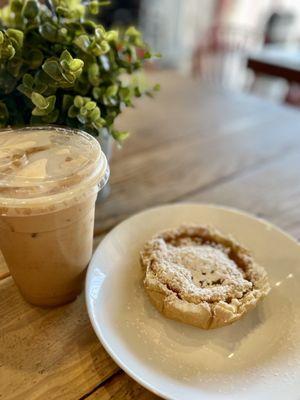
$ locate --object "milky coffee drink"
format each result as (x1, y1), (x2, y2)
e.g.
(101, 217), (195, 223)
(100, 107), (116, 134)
(0, 127), (109, 306)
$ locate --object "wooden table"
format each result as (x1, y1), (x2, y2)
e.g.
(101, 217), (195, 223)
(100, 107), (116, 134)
(1, 71), (300, 400)
(247, 45), (300, 83)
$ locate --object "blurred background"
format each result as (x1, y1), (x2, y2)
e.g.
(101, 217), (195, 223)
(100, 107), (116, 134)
(1, 0), (300, 105)
(100, 0), (300, 107)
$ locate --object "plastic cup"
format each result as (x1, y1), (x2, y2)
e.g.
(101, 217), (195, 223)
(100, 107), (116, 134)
(0, 126), (109, 306)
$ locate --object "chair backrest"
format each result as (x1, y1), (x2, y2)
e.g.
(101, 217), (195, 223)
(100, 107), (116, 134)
(264, 12), (295, 45)
(192, 25), (261, 89)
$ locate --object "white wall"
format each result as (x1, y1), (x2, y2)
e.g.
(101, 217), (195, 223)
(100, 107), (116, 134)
(224, 0), (300, 41)
(140, 0), (300, 71)
(140, 0), (216, 70)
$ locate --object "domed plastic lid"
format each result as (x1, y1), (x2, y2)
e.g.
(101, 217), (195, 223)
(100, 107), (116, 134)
(0, 126), (109, 214)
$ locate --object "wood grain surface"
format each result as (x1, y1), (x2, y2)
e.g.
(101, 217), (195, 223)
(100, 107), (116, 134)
(0, 251), (8, 280)
(0, 277), (118, 400)
(87, 371), (160, 400)
(1, 71), (300, 400)
(93, 71), (300, 235)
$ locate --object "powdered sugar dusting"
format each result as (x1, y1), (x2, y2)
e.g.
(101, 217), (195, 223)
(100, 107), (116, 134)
(170, 244), (248, 288)
(151, 240), (252, 303)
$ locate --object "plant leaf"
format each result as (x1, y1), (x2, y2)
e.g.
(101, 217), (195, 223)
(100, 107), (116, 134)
(62, 94), (73, 111)
(0, 0), (159, 141)
(68, 59), (84, 72)
(22, 0), (39, 19)
(43, 59), (62, 81)
(112, 129), (130, 141)
(31, 92), (48, 109)
(7, 29), (24, 49)
(0, 101), (9, 127)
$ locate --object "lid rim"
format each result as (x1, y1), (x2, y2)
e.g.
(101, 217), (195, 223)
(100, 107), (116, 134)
(0, 126), (106, 204)
(0, 160), (109, 215)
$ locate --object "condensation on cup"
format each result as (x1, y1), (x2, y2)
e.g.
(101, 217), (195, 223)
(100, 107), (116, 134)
(0, 126), (109, 306)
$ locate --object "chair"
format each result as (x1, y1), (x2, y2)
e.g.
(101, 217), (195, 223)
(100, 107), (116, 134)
(192, 24), (260, 90)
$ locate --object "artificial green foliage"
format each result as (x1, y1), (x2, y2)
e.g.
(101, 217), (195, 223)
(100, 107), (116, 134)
(0, 0), (159, 140)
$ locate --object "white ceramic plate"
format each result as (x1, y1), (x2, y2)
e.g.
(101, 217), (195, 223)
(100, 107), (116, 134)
(86, 204), (300, 400)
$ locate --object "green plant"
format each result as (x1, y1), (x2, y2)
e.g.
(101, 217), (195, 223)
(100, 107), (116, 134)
(0, 0), (159, 141)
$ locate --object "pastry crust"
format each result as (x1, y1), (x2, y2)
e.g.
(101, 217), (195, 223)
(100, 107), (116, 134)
(140, 225), (270, 329)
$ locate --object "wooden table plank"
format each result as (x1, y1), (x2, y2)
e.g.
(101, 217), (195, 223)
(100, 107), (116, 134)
(0, 276), (119, 400)
(186, 150), (300, 239)
(92, 235), (104, 251)
(87, 150), (300, 400)
(2, 71), (300, 400)
(0, 235), (114, 400)
(86, 371), (160, 400)
(95, 104), (300, 234)
(114, 71), (286, 158)
(0, 251), (8, 280)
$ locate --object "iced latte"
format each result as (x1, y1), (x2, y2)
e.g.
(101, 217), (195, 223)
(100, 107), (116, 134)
(0, 127), (109, 306)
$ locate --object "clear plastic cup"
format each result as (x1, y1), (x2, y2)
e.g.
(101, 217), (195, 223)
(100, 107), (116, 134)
(0, 126), (109, 306)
